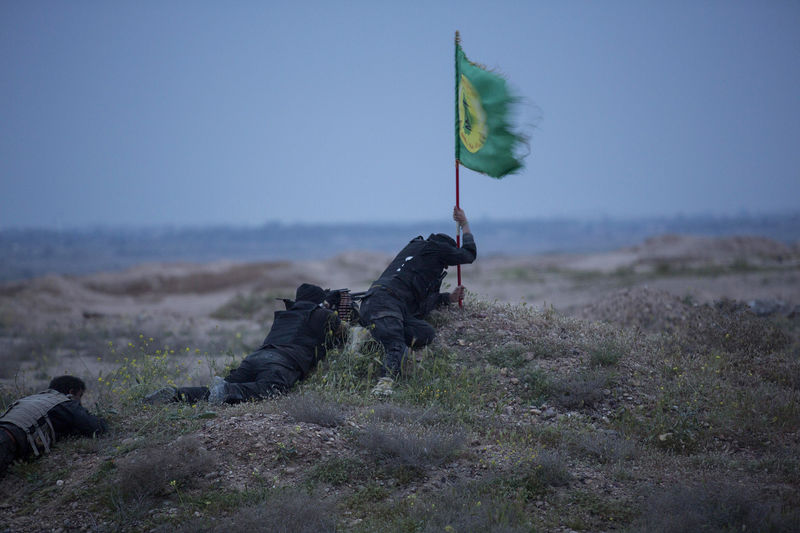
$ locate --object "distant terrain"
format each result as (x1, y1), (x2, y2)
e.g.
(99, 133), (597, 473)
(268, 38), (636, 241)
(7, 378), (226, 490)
(1, 213), (798, 281)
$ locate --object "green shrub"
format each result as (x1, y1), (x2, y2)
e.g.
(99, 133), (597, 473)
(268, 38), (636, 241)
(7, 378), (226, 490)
(589, 338), (625, 367)
(486, 341), (528, 369)
(306, 456), (367, 486)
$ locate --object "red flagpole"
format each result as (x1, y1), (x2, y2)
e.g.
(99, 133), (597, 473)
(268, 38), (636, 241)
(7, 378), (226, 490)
(456, 159), (462, 307)
(455, 32), (463, 308)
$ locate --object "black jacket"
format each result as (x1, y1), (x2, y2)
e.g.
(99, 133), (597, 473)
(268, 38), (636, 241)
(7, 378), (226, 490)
(371, 232), (477, 316)
(47, 400), (108, 438)
(258, 301), (343, 378)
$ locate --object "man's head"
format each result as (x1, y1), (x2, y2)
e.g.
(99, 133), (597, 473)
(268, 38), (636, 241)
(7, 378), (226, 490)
(427, 233), (457, 247)
(48, 375), (86, 401)
(295, 283), (326, 305)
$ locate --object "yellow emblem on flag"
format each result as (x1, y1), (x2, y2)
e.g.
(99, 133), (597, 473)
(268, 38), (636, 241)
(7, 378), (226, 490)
(458, 74), (487, 153)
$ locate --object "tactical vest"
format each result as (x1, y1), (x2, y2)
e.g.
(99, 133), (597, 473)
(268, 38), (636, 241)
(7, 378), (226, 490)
(261, 301), (321, 352)
(376, 237), (446, 305)
(0, 390), (71, 456)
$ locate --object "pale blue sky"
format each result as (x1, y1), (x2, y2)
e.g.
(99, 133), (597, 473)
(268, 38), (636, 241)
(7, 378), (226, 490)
(1, 1), (799, 229)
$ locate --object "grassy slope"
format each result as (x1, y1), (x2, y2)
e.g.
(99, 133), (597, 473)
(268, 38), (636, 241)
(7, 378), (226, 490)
(1, 294), (799, 533)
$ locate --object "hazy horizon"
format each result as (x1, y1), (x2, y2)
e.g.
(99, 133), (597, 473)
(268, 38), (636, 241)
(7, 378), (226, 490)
(1, 208), (798, 233)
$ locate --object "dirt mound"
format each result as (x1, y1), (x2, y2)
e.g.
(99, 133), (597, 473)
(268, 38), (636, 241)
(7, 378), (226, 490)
(577, 287), (692, 332)
(82, 261), (296, 296)
(630, 234), (794, 264)
(548, 234), (797, 274)
(578, 287), (789, 356)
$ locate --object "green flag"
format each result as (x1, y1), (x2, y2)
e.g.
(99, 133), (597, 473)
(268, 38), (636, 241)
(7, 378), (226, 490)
(455, 33), (527, 178)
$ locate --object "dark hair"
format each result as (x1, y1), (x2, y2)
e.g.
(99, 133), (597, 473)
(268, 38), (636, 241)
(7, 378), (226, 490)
(428, 233), (457, 247)
(48, 375), (86, 395)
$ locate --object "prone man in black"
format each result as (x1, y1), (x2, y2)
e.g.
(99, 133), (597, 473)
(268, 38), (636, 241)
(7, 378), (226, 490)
(0, 375), (108, 476)
(145, 283), (348, 405)
(359, 206), (476, 395)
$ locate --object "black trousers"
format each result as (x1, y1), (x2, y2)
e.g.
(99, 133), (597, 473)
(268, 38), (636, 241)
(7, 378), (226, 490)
(177, 349), (302, 404)
(359, 288), (436, 377)
(0, 424), (24, 475)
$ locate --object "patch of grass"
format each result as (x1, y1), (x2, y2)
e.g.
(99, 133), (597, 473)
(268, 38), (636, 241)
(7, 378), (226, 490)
(306, 334), (382, 396)
(102, 435), (217, 523)
(344, 482), (391, 513)
(168, 487), (338, 533)
(550, 368), (611, 410)
(2, 460), (71, 509)
(521, 366), (552, 404)
(629, 482), (798, 533)
(283, 392), (346, 428)
(746, 445), (800, 482)
(521, 449), (572, 495)
(617, 330), (800, 452)
(367, 403), (443, 425)
(397, 346), (488, 420)
(564, 489), (637, 530)
(527, 336), (569, 359)
(619, 396), (705, 454)
(676, 298), (789, 358)
(707, 380), (800, 449)
(356, 423), (464, 472)
(350, 476), (534, 532)
(589, 338), (625, 367)
(178, 486), (273, 518)
(481, 447), (572, 503)
(414, 479), (533, 532)
(485, 341), (528, 369)
(571, 431), (638, 464)
(95, 350), (192, 409)
(758, 352), (800, 390)
(305, 456), (367, 487)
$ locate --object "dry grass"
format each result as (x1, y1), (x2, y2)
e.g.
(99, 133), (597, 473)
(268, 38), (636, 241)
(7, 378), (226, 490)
(165, 488), (338, 533)
(367, 403), (443, 426)
(630, 481), (798, 533)
(283, 392), (347, 428)
(356, 423), (465, 471)
(109, 435), (216, 501)
(571, 431), (638, 464)
(102, 435), (217, 524)
(550, 368), (612, 410)
(413, 479), (532, 532)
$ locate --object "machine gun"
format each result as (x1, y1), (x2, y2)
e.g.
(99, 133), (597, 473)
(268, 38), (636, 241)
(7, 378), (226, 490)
(323, 288), (366, 323)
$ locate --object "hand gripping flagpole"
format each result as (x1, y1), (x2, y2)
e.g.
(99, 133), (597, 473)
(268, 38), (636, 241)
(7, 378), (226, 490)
(455, 31), (463, 308)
